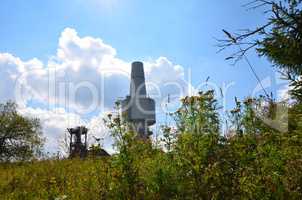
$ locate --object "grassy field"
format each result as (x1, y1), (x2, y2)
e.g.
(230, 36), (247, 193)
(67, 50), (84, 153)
(0, 158), (112, 200)
(1, 95), (302, 199)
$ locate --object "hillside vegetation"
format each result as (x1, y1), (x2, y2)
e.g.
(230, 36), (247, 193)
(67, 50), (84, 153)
(1, 92), (302, 199)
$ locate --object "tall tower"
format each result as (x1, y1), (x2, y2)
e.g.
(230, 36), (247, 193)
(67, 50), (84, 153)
(121, 61), (156, 139)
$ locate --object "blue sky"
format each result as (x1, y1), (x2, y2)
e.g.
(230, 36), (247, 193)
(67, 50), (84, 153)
(0, 0), (286, 152)
(0, 0), (279, 99)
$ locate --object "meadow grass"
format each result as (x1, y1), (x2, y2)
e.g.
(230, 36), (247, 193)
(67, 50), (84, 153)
(0, 158), (111, 200)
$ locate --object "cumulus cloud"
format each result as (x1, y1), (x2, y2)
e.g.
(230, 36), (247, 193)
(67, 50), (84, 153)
(57, 28), (116, 66)
(0, 28), (192, 153)
(0, 53), (21, 102)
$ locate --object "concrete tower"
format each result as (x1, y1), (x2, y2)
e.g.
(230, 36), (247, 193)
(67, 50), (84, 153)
(121, 61), (156, 138)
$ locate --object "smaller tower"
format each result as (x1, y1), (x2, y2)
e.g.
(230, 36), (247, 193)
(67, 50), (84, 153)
(68, 126), (88, 158)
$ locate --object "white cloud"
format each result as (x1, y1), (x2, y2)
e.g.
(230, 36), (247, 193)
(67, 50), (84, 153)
(0, 53), (24, 102)
(57, 28), (116, 64)
(0, 28), (193, 153)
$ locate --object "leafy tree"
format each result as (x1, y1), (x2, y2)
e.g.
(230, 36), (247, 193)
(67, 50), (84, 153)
(0, 101), (44, 162)
(219, 0), (302, 101)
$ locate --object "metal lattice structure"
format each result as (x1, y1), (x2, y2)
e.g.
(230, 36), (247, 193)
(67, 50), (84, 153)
(68, 126), (88, 158)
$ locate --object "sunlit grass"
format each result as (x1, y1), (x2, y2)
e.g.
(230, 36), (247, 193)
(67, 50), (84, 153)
(0, 158), (111, 199)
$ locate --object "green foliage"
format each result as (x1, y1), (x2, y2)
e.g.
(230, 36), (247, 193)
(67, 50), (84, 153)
(0, 101), (44, 162)
(1, 92), (302, 199)
(257, 0), (302, 74)
(257, 0), (302, 101)
(171, 91), (225, 199)
(220, 0), (302, 101)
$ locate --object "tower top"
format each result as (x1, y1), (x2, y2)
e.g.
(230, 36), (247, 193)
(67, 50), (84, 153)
(131, 62), (145, 78)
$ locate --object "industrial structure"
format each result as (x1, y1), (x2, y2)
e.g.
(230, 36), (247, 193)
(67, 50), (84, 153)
(68, 126), (88, 158)
(121, 61), (156, 139)
(68, 126), (110, 158)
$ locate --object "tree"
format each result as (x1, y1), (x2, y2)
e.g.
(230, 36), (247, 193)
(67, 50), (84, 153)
(172, 90), (228, 199)
(0, 101), (44, 162)
(219, 0), (302, 101)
